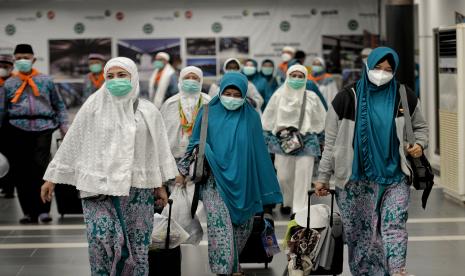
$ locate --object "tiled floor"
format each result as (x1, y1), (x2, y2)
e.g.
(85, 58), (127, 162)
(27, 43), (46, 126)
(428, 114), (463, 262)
(0, 186), (464, 276)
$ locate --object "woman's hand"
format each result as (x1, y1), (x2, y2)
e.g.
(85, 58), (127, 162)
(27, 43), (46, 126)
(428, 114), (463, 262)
(41, 181), (55, 203)
(407, 143), (423, 158)
(154, 186), (168, 207)
(314, 182), (330, 197)
(175, 175), (186, 187)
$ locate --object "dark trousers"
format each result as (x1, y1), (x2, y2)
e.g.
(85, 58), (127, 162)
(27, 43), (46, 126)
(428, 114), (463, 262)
(3, 124), (52, 217)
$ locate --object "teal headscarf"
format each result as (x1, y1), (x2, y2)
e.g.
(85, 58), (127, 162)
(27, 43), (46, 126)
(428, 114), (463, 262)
(254, 59), (279, 110)
(351, 47), (404, 185)
(187, 72), (283, 225)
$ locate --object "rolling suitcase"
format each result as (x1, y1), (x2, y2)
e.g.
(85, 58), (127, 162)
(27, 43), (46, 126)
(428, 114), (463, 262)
(239, 214), (275, 269)
(149, 199), (182, 276)
(54, 184), (83, 217)
(284, 189), (343, 276)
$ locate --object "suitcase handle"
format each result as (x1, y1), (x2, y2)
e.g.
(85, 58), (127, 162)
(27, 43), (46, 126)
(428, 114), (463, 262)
(165, 199), (173, 249)
(307, 189), (336, 229)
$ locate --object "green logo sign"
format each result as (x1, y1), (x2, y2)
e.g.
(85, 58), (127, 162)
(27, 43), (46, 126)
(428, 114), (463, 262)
(143, 23), (154, 34)
(242, 10), (249, 16)
(74, 22), (85, 34)
(36, 11), (42, 18)
(5, 24), (16, 36)
(212, 22), (222, 33)
(348, 19), (359, 31)
(280, 21), (290, 32)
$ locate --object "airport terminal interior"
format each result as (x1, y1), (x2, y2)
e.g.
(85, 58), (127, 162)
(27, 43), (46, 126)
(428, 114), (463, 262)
(0, 0), (465, 275)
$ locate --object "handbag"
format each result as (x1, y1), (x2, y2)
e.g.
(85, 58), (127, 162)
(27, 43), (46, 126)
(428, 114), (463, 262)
(276, 91), (307, 155)
(189, 104), (209, 218)
(400, 85), (434, 208)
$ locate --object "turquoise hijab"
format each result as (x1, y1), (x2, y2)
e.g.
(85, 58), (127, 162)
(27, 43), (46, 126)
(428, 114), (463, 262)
(351, 47), (404, 185)
(187, 72), (283, 225)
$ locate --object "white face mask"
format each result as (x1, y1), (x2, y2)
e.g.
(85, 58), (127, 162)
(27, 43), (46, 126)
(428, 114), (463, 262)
(281, 53), (292, 62)
(367, 66), (394, 86)
(0, 68), (10, 78)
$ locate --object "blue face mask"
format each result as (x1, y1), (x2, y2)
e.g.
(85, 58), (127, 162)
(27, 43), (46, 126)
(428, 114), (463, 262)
(287, 77), (306, 90)
(153, 60), (165, 70)
(220, 95), (245, 110)
(15, 59), (33, 73)
(106, 78), (133, 97)
(181, 79), (201, 94)
(312, 65), (324, 75)
(261, 67), (274, 76)
(243, 66), (256, 76)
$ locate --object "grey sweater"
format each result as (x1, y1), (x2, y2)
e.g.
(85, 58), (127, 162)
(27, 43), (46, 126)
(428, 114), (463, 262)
(318, 84), (429, 188)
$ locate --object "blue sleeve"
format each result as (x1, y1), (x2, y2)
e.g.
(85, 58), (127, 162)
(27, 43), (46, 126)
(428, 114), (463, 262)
(306, 80), (328, 110)
(165, 74), (179, 99)
(48, 79), (70, 132)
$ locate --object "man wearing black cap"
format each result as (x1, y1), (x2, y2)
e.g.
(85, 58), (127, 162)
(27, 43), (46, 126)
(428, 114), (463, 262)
(1, 44), (69, 224)
(83, 53), (106, 101)
(0, 54), (15, 198)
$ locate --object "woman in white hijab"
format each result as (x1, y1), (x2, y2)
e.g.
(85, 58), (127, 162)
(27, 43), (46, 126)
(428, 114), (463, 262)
(160, 66), (211, 160)
(40, 57), (178, 276)
(262, 64), (326, 215)
(208, 58), (264, 113)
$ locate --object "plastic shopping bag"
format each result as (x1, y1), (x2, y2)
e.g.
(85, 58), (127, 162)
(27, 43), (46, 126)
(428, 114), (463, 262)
(162, 185), (203, 245)
(151, 213), (189, 250)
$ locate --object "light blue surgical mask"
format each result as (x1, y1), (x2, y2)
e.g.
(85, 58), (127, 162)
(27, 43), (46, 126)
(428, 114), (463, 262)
(261, 67), (274, 76)
(287, 78), (306, 90)
(243, 66), (256, 76)
(312, 65), (324, 75)
(153, 60), (165, 70)
(89, 63), (103, 73)
(220, 95), (245, 110)
(15, 59), (33, 73)
(181, 79), (201, 94)
(106, 78), (133, 97)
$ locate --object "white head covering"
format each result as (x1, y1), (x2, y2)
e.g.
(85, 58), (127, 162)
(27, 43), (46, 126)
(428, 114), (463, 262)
(282, 46), (296, 54)
(223, 58), (242, 72)
(361, 48), (373, 57)
(156, 52), (170, 61)
(178, 66), (204, 121)
(44, 57), (178, 196)
(178, 66), (203, 93)
(312, 57), (326, 69)
(261, 64), (326, 135)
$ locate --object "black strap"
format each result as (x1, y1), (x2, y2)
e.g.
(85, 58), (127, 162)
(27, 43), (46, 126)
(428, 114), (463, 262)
(133, 99), (139, 114)
(399, 85), (415, 146)
(298, 91), (307, 131)
(165, 199), (173, 249)
(191, 104), (209, 218)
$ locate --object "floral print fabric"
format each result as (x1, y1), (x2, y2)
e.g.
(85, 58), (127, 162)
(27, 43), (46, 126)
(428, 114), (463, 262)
(336, 180), (410, 276)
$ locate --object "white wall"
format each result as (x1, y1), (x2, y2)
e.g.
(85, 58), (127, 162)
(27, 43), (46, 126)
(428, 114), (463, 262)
(417, 0), (465, 168)
(0, 0), (379, 74)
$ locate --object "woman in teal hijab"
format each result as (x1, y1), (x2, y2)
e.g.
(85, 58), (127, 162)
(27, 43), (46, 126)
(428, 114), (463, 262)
(315, 47), (429, 276)
(177, 72), (282, 275)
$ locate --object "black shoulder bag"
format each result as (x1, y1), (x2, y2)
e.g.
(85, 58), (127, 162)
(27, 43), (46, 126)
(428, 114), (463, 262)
(276, 91), (307, 155)
(400, 85), (434, 209)
(189, 104), (209, 217)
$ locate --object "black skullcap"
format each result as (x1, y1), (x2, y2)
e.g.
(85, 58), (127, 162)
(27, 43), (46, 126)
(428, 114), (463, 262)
(14, 44), (34, 55)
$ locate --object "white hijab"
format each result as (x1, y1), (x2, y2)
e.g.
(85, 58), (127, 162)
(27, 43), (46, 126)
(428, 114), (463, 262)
(44, 57), (178, 196)
(178, 66), (204, 122)
(262, 64), (326, 135)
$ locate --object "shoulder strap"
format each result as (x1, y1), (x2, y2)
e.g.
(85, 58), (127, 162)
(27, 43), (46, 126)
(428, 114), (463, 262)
(133, 98), (139, 114)
(298, 91), (307, 130)
(400, 85), (415, 146)
(195, 104), (209, 179)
